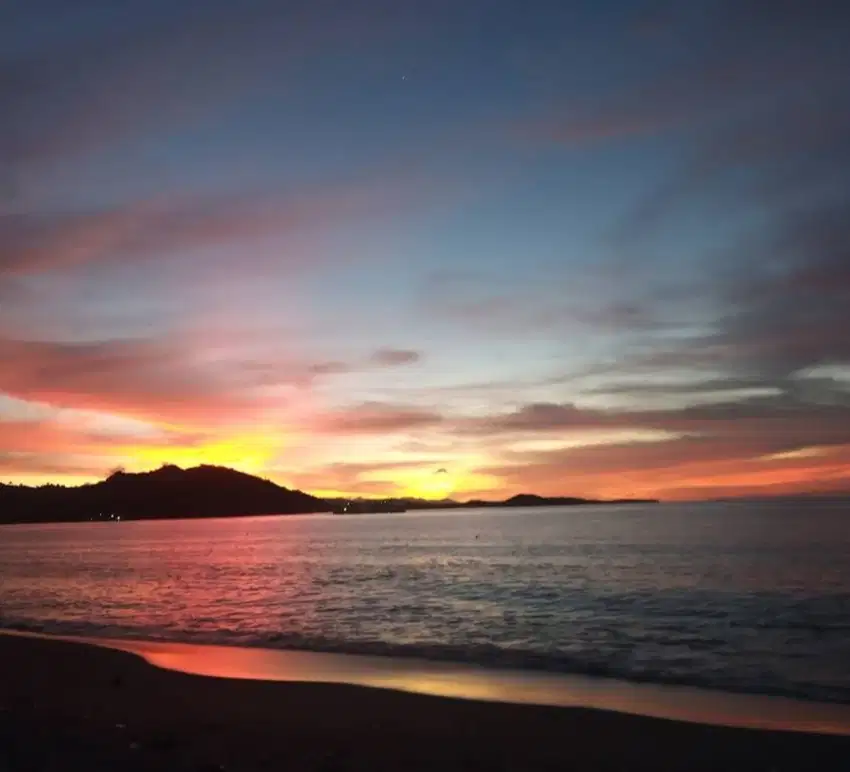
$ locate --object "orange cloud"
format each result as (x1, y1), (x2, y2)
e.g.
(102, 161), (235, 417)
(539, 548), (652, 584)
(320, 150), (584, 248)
(0, 336), (438, 488)
(474, 439), (850, 501)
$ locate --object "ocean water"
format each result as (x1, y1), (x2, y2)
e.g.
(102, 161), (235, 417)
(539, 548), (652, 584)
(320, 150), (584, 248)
(1, 501), (849, 704)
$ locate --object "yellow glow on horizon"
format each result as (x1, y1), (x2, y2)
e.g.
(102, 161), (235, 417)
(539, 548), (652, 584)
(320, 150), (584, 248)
(394, 467), (500, 500)
(406, 470), (456, 499)
(303, 463), (503, 501)
(0, 472), (102, 487)
(126, 433), (279, 475)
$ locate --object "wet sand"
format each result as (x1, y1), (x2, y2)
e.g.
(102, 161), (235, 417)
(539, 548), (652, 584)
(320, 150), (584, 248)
(1, 632), (848, 771)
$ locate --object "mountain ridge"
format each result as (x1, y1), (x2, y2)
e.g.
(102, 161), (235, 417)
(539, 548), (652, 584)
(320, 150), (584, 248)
(0, 464), (324, 524)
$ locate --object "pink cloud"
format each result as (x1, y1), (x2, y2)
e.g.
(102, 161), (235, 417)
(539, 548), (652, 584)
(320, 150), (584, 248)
(0, 180), (412, 280)
(0, 335), (282, 428)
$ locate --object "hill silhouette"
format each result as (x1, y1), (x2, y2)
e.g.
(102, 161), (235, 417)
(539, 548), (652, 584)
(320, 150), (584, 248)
(0, 464), (325, 524)
(0, 465), (657, 525)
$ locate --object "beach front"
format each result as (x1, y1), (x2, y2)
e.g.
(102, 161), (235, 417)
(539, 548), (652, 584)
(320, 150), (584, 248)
(1, 632), (848, 771)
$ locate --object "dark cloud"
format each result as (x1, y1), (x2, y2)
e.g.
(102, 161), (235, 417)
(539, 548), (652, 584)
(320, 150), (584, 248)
(617, 201), (850, 381)
(370, 348), (421, 367)
(460, 393), (850, 455)
(585, 376), (775, 399)
(513, 0), (850, 401)
(465, 402), (611, 434)
(307, 348), (422, 379)
(308, 361), (353, 377)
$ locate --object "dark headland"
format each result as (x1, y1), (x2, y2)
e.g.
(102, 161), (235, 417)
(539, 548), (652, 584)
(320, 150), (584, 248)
(0, 464), (657, 525)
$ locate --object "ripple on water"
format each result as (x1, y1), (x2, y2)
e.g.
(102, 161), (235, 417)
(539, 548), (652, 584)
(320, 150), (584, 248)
(1, 502), (850, 703)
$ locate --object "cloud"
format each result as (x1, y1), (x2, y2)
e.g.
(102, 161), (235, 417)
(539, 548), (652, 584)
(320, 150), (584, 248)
(464, 402), (612, 434)
(0, 408), (212, 483)
(599, 201), (850, 384)
(0, 183), (406, 279)
(308, 361), (353, 377)
(0, 333), (434, 482)
(370, 348), (421, 367)
(446, 382), (850, 498)
(709, 206), (850, 377)
(0, 419), (133, 456)
(582, 376), (780, 407)
(0, 451), (108, 480)
(505, 0), (850, 426)
(476, 440), (850, 501)
(0, 334), (284, 428)
(460, 392), (850, 455)
(518, 1), (849, 272)
(306, 348), (423, 379)
(317, 402), (443, 434)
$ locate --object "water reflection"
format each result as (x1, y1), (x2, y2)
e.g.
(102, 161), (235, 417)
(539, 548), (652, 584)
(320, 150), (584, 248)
(93, 636), (850, 736)
(2, 504), (850, 704)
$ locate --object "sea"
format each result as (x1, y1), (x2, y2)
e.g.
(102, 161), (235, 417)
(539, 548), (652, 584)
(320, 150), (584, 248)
(1, 500), (849, 705)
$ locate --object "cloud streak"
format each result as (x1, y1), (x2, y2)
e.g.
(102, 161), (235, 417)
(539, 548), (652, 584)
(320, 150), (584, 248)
(0, 334), (291, 428)
(0, 182), (415, 279)
(2, 1), (848, 499)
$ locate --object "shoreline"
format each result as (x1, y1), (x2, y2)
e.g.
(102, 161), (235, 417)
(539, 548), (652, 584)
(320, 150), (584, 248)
(0, 498), (660, 528)
(6, 628), (850, 736)
(1, 631), (849, 770)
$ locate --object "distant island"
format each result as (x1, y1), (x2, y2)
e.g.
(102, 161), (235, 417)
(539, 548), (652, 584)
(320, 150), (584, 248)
(325, 492), (659, 515)
(0, 465), (657, 525)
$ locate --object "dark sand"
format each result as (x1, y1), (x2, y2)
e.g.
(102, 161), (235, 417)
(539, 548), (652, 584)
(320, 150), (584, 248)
(1, 634), (847, 771)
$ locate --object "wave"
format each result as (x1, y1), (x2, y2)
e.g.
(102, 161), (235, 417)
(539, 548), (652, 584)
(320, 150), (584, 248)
(3, 615), (849, 706)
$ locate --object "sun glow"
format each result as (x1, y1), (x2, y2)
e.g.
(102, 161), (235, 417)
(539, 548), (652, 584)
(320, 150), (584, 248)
(127, 433), (279, 474)
(395, 467), (500, 500)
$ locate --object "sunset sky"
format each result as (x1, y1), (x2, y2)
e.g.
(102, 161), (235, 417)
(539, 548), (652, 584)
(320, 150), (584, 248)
(2, 0), (849, 501)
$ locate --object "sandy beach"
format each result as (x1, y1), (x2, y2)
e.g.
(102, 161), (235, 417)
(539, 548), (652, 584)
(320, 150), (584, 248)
(1, 632), (847, 771)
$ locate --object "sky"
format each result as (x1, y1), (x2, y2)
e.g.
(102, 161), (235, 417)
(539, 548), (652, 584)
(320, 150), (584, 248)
(1, 0), (849, 501)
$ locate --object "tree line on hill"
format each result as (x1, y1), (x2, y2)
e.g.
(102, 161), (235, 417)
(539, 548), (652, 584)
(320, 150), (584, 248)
(0, 465), (657, 525)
